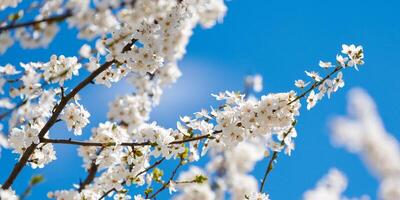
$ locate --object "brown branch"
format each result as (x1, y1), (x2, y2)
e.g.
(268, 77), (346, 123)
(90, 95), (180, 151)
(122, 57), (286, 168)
(0, 11), (73, 33)
(40, 131), (218, 147)
(98, 188), (117, 200)
(78, 162), (98, 192)
(78, 148), (104, 192)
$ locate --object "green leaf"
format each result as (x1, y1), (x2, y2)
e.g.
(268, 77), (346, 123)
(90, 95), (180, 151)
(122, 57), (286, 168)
(30, 175), (44, 185)
(194, 175), (208, 184)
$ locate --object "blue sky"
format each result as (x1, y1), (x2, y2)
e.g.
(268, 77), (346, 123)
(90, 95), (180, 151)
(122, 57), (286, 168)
(1, 0), (400, 199)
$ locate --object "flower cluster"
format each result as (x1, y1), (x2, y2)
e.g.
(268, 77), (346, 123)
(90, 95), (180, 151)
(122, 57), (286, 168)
(247, 192), (270, 200)
(0, 188), (18, 200)
(8, 120), (56, 168)
(302, 168), (368, 200)
(0, 0), (371, 199)
(43, 55), (82, 86)
(206, 91), (300, 153)
(0, 0), (21, 10)
(60, 102), (90, 135)
(330, 89), (400, 200)
(108, 94), (152, 131)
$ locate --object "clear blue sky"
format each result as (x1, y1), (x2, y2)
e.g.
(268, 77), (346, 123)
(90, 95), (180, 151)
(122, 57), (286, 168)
(1, 0), (400, 199)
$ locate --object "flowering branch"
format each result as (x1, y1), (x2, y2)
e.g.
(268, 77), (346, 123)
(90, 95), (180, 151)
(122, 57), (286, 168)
(288, 66), (343, 105)
(99, 158), (166, 200)
(1, 59), (118, 189)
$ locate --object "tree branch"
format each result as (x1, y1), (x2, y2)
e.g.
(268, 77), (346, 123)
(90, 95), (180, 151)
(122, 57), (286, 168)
(40, 131), (218, 147)
(78, 148), (104, 192)
(0, 11), (73, 33)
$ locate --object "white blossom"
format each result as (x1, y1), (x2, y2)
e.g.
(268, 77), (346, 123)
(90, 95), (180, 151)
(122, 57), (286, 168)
(61, 102), (90, 135)
(295, 79), (310, 89)
(246, 192), (270, 200)
(43, 55), (82, 86)
(0, 188), (18, 200)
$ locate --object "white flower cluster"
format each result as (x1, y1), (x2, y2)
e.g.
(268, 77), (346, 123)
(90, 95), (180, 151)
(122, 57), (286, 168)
(60, 102), (90, 135)
(0, 32), (14, 54)
(108, 94), (152, 131)
(204, 142), (265, 200)
(0, 187), (18, 200)
(295, 44), (364, 110)
(8, 120), (56, 168)
(0, 0), (21, 10)
(330, 88), (400, 200)
(307, 171), (345, 199)
(246, 192), (270, 200)
(9, 122), (41, 153)
(207, 91), (299, 152)
(0, 0), (371, 198)
(303, 168), (368, 200)
(0, 0), (227, 178)
(43, 55), (81, 86)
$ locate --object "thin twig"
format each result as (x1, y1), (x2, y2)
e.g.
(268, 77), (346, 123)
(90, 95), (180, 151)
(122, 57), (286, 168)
(148, 158), (183, 199)
(40, 131), (218, 147)
(259, 126), (294, 192)
(288, 66), (343, 105)
(259, 65), (345, 192)
(0, 11), (73, 33)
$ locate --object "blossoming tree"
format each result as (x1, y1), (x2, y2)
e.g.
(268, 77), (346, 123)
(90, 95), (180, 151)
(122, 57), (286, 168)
(0, 0), (365, 199)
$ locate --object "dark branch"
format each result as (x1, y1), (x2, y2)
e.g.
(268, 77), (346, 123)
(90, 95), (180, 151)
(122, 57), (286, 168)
(78, 148), (104, 192)
(41, 131), (218, 147)
(0, 11), (73, 33)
